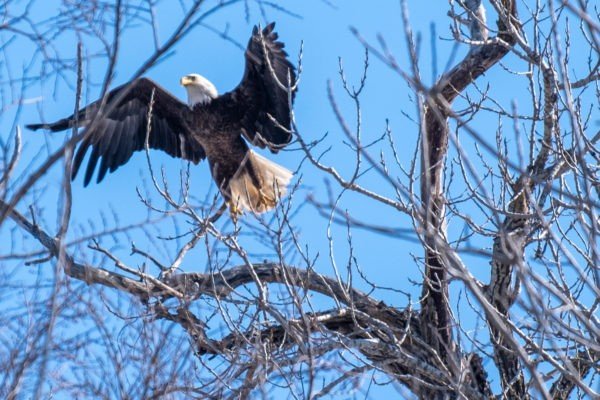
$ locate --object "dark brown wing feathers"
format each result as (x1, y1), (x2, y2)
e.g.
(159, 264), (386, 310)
(236, 22), (297, 152)
(27, 78), (204, 186)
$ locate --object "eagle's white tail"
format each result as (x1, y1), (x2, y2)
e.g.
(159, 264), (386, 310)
(228, 150), (293, 214)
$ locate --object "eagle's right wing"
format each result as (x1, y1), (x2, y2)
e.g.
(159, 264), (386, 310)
(27, 78), (205, 186)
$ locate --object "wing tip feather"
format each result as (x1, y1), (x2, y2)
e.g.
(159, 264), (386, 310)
(26, 123), (45, 131)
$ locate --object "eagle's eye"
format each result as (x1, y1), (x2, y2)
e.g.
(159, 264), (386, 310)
(191, 76), (197, 81)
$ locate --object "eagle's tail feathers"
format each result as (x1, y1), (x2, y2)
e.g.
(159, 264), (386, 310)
(228, 150), (292, 214)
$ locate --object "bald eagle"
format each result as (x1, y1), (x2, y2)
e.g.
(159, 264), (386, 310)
(27, 23), (296, 217)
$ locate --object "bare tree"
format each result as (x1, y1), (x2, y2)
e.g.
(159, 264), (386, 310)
(1, 0), (599, 399)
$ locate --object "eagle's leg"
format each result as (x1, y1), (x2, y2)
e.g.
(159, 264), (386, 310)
(228, 201), (244, 222)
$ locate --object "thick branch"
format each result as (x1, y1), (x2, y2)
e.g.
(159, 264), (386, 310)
(1, 200), (170, 300)
(550, 350), (599, 400)
(484, 37), (558, 400)
(168, 305), (488, 399)
(418, 0), (518, 370)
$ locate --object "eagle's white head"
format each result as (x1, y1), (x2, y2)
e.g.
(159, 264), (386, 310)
(180, 73), (218, 107)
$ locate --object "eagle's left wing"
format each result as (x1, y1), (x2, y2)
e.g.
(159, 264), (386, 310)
(228, 23), (297, 152)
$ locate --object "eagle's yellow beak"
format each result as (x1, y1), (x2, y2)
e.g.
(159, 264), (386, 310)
(180, 76), (192, 86)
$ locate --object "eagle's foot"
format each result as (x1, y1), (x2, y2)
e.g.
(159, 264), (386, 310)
(228, 202), (244, 222)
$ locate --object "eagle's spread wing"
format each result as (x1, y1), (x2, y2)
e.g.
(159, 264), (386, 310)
(27, 78), (204, 186)
(231, 22), (297, 152)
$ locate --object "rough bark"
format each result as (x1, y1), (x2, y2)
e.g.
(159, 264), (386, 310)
(418, 2), (518, 398)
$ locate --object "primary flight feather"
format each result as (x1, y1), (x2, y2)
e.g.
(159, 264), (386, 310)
(27, 23), (296, 217)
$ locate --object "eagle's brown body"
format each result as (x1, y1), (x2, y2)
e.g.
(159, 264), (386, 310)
(188, 100), (251, 202)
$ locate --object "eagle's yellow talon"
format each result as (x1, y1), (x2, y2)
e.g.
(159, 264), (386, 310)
(228, 202), (244, 222)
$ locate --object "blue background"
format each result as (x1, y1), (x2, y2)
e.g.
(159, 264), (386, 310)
(1, 0), (597, 398)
